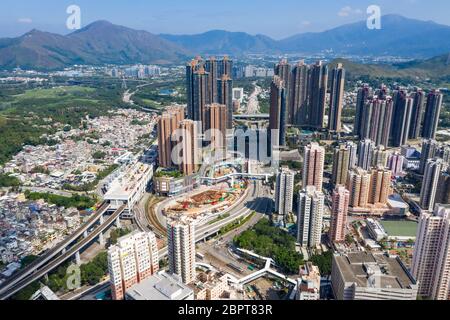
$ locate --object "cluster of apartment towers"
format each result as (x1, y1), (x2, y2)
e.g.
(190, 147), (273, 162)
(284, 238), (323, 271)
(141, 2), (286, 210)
(107, 218), (196, 300)
(157, 56), (234, 176)
(272, 60), (449, 300)
(155, 55), (449, 299)
(269, 59), (443, 145)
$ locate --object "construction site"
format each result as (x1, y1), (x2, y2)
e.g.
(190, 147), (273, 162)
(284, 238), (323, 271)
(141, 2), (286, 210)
(163, 180), (247, 220)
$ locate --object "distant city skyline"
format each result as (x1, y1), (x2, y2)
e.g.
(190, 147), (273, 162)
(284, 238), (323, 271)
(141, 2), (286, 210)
(1, 0), (450, 38)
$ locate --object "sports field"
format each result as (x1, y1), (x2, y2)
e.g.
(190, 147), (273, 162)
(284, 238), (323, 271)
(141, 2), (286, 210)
(380, 220), (418, 237)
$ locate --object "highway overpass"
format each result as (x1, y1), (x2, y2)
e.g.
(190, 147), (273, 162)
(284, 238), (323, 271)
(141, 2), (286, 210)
(200, 172), (272, 184)
(157, 181), (266, 258)
(233, 114), (269, 120)
(0, 204), (125, 300)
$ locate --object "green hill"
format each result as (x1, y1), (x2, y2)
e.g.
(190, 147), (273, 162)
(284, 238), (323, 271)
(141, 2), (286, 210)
(329, 54), (450, 79)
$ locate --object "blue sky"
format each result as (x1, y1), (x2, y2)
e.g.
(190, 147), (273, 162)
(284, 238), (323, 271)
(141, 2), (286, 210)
(1, 0), (449, 39)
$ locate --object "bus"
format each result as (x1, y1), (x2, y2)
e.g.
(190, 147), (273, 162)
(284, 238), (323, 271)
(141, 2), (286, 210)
(227, 263), (243, 273)
(196, 252), (205, 260)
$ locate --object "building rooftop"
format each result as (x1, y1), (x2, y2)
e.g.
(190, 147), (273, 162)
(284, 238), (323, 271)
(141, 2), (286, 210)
(104, 162), (152, 200)
(334, 252), (416, 290)
(387, 194), (409, 210)
(125, 272), (193, 300)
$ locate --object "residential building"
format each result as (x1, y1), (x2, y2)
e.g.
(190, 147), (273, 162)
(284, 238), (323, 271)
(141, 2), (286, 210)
(387, 152), (405, 177)
(177, 119), (200, 176)
(194, 271), (230, 300)
(204, 57), (218, 104)
(289, 60), (309, 125)
(306, 61), (328, 129)
(390, 89), (412, 147)
(328, 63), (345, 132)
(269, 76), (288, 146)
(167, 218), (196, 284)
(217, 74), (233, 129)
(422, 90), (443, 139)
(346, 168), (370, 209)
(232, 87), (244, 103)
(408, 88), (425, 140)
(204, 103), (227, 157)
(332, 143), (351, 186)
(275, 166), (295, 223)
(420, 139), (438, 174)
(191, 66), (209, 131)
(346, 141), (358, 169)
(371, 145), (388, 168)
(186, 58), (201, 119)
(420, 158), (445, 211)
(329, 185), (350, 243)
(411, 204), (450, 300)
(302, 142), (325, 189)
(108, 231), (159, 300)
(297, 186), (325, 248)
(354, 84), (371, 137)
(274, 59), (291, 113)
(436, 167), (450, 205)
(157, 106), (185, 168)
(218, 56), (233, 78)
(368, 167), (392, 205)
(296, 262), (321, 300)
(357, 139), (376, 170)
(359, 97), (393, 147)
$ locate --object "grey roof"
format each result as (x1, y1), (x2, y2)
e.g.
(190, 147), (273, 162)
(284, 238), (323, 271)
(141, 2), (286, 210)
(125, 272), (193, 300)
(334, 252), (416, 289)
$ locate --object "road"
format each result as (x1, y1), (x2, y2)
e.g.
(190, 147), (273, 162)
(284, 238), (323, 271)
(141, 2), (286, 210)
(247, 82), (262, 114)
(75, 182), (271, 300)
(77, 281), (111, 300)
(155, 181), (263, 258)
(122, 81), (153, 106)
(0, 204), (125, 300)
(152, 178), (256, 237)
(0, 203), (109, 296)
(197, 185), (273, 275)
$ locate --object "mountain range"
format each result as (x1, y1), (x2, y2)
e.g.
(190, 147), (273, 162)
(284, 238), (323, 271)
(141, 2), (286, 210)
(1, 15), (450, 70)
(0, 21), (188, 70)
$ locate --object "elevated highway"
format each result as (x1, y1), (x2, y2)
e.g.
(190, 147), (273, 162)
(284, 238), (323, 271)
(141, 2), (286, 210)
(200, 172), (271, 184)
(233, 114), (269, 120)
(158, 181), (267, 258)
(0, 204), (125, 300)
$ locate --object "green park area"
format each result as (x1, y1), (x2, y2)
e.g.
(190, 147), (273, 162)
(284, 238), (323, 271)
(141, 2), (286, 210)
(234, 219), (333, 275)
(24, 190), (96, 210)
(234, 219), (303, 274)
(154, 168), (183, 179)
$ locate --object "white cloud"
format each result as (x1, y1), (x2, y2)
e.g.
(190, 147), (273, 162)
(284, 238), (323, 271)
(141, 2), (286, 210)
(18, 18), (33, 24)
(338, 6), (363, 17)
(302, 21), (311, 26)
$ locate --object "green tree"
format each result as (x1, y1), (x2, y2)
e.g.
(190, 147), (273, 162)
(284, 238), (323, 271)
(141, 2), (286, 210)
(0, 174), (21, 187)
(309, 251), (333, 275)
(92, 151), (106, 160)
